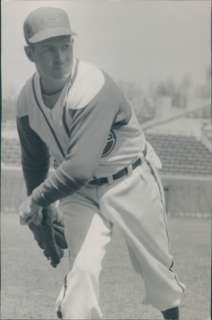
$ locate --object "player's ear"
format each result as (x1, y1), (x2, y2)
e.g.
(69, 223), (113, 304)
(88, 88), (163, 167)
(24, 45), (35, 62)
(70, 36), (75, 47)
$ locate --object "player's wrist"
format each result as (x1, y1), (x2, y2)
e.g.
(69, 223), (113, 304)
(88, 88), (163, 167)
(31, 187), (51, 207)
(30, 196), (42, 209)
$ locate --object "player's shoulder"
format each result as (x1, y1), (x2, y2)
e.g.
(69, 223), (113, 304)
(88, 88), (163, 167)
(78, 60), (102, 76)
(78, 60), (123, 96)
(66, 60), (104, 110)
(16, 75), (34, 118)
(66, 59), (122, 110)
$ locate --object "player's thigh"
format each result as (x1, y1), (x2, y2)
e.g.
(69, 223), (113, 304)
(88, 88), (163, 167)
(59, 198), (112, 267)
(99, 160), (172, 267)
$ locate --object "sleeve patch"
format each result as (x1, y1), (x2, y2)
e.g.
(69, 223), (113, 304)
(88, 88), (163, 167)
(102, 130), (117, 157)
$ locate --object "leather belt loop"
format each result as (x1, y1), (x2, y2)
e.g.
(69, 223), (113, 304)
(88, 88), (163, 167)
(107, 175), (114, 185)
(127, 164), (133, 175)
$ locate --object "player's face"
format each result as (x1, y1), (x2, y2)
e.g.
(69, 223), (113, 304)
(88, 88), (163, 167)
(28, 36), (74, 81)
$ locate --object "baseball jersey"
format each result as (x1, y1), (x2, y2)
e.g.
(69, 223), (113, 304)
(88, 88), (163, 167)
(16, 59), (147, 206)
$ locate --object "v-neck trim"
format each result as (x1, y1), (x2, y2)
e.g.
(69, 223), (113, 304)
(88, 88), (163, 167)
(31, 59), (80, 159)
(31, 75), (66, 158)
(35, 57), (79, 113)
(35, 73), (69, 113)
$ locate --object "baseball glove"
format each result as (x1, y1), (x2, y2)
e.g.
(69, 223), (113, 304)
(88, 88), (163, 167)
(28, 205), (68, 268)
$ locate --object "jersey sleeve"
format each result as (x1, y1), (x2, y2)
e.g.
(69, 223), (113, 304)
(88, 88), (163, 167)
(17, 115), (50, 195)
(31, 81), (121, 206)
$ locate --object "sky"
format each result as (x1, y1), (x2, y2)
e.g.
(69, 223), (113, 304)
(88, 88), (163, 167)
(1, 0), (211, 99)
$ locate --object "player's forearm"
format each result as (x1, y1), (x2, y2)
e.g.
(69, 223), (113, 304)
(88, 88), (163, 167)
(22, 163), (50, 195)
(31, 164), (87, 206)
(30, 125), (102, 206)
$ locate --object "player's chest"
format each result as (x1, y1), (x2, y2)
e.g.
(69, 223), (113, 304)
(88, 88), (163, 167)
(29, 96), (72, 161)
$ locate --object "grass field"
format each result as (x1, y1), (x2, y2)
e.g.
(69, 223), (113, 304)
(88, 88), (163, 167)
(1, 213), (210, 320)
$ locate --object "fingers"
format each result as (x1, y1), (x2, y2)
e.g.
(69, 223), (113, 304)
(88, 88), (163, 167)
(19, 200), (65, 268)
(31, 209), (43, 225)
(19, 197), (42, 225)
(53, 223), (65, 233)
(55, 233), (68, 249)
(20, 208), (42, 225)
(19, 205), (34, 225)
(47, 205), (64, 224)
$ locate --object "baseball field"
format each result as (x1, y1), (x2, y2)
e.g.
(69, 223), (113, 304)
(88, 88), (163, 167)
(1, 212), (210, 320)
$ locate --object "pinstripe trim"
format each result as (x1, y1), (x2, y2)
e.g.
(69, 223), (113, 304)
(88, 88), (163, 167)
(61, 59), (79, 137)
(169, 260), (174, 271)
(56, 273), (68, 319)
(169, 260), (185, 293)
(32, 75), (66, 158)
(175, 274), (186, 293)
(62, 105), (71, 137)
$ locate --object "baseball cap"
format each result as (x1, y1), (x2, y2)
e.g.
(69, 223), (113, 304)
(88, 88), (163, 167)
(24, 7), (76, 44)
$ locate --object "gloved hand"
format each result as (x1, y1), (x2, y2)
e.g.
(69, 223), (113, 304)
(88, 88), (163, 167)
(19, 199), (67, 267)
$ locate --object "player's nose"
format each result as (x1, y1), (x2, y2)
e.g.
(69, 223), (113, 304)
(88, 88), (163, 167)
(54, 49), (65, 64)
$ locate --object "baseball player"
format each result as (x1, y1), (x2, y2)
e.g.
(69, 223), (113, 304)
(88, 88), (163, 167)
(17, 7), (185, 320)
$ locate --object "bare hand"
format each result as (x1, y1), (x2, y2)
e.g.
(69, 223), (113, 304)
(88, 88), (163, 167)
(19, 196), (43, 225)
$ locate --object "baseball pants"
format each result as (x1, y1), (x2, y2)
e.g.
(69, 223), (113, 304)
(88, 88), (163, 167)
(56, 159), (185, 319)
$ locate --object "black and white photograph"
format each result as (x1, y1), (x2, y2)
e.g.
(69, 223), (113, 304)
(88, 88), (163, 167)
(1, 1), (211, 319)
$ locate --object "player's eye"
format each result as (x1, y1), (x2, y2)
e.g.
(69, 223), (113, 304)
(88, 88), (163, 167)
(62, 44), (71, 50)
(40, 46), (53, 54)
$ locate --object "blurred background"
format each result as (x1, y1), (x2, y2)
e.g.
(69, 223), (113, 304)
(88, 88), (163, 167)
(1, 1), (211, 319)
(2, 0), (211, 216)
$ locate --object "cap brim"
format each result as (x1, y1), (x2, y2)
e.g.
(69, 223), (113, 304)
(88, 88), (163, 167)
(28, 27), (76, 43)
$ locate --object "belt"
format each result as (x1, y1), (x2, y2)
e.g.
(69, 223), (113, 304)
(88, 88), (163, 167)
(90, 157), (142, 186)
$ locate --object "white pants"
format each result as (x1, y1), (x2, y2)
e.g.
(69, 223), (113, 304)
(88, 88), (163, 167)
(56, 160), (185, 319)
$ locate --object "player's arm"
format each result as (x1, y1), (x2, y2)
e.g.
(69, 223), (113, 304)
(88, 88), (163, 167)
(31, 81), (122, 206)
(16, 115), (50, 195)
(17, 115), (67, 267)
